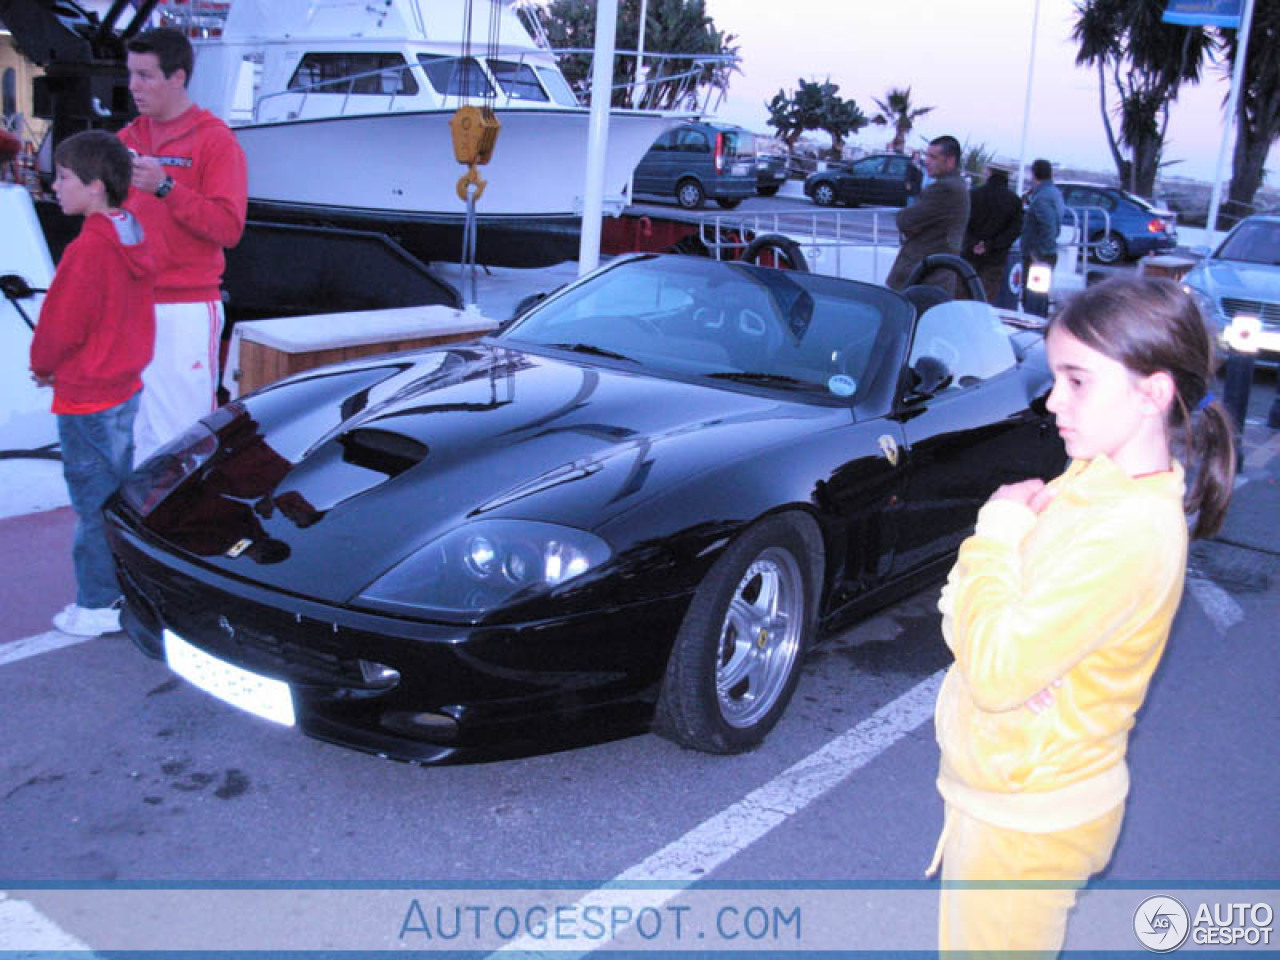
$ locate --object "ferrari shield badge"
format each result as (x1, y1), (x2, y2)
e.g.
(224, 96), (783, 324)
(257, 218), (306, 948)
(877, 434), (900, 466)
(226, 538), (253, 558)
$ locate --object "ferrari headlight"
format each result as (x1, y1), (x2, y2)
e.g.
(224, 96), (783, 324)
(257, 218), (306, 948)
(120, 420), (219, 517)
(355, 519), (611, 618)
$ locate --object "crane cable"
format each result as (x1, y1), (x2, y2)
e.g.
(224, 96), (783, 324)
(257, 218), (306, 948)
(452, 0), (503, 303)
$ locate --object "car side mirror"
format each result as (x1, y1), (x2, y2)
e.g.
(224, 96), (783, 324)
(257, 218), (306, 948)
(907, 355), (953, 401)
(1190, 245), (1211, 259)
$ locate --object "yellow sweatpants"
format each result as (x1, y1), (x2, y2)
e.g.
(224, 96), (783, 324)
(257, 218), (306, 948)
(937, 803), (1125, 957)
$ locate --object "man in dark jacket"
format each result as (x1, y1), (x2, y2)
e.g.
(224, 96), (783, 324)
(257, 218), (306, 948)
(1020, 158), (1064, 309)
(887, 135), (969, 295)
(963, 164), (1023, 304)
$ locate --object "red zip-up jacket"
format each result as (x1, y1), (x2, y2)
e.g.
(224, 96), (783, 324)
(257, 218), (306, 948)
(119, 105), (247, 304)
(30, 210), (157, 413)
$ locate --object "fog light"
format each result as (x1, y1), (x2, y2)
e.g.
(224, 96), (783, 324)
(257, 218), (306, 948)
(358, 659), (401, 689)
(380, 710), (459, 744)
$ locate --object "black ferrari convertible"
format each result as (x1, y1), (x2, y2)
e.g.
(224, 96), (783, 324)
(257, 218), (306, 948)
(106, 255), (1064, 763)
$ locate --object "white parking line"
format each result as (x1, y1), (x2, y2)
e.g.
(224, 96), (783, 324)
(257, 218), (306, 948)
(0, 892), (96, 953)
(0, 630), (88, 667)
(1187, 576), (1245, 635)
(493, 669), (946, 957)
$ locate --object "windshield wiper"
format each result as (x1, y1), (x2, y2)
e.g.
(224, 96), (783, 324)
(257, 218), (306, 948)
(545, 342), (636, 363)
(707, 371), (810, 388)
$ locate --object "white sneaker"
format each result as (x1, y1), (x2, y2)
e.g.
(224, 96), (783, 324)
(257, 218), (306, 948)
(53, 603), (122, 637)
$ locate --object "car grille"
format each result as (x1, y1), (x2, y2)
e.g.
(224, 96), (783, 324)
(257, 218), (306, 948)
(1221, 297), (1280, 326)
(212, 621), (368, 688)
(116, 553), (373, 689)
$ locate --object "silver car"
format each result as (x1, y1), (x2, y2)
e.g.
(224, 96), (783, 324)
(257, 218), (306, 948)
(1183, 214), (1280, 362)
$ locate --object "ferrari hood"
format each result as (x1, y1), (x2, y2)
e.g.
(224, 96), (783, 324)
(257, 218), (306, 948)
(144, 345), (842, 603)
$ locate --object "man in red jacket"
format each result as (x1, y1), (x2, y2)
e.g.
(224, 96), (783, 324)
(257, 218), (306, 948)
(30, 130), (156, 637)
(119, 26), (246, 463)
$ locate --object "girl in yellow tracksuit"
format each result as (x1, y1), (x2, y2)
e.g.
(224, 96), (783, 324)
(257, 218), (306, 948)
(930, 275), (1237, 956)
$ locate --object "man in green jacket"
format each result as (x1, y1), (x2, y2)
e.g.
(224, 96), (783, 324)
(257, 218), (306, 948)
(886, 135), (970, 296)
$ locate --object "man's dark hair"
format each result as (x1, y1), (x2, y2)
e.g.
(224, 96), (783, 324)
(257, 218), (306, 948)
(53, 130), (133, 208)
(1031, 158), (1053, 181)
(930, 135), (961, 163)
(127, 27), (194, 85)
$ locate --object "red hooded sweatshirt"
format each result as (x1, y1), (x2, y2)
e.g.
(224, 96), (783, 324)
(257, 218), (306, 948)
(119, 105), (247, 304)
(30, 210), (157, 413)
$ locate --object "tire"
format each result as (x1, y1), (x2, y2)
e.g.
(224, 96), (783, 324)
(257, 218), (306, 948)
(1091, 232), (1127, 265)
(812, 182), (836, 207)
(654, 512), (822, 754)
(716, 197), (743, 210)
(676, 178), (705, 210)
(757, 185), (780, 197)
(741, 234), (810, 272)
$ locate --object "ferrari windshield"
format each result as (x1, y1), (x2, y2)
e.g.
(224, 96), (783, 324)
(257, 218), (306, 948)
(500, 256), (908, 401)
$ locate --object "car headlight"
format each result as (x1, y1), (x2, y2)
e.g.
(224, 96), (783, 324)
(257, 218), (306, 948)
(1182, 283), (1226, 348)
(355, 519), (611, 619)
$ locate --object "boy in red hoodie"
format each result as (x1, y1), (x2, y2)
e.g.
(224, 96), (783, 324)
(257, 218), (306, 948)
(30, 130), (157, 637)
(120, 26), (247, 463)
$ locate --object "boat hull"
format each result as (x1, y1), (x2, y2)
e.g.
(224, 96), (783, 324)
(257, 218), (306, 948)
(237, 107), (677, 217)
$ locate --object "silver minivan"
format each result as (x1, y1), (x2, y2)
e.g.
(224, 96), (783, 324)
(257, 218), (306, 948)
(633, 122), (758, 210)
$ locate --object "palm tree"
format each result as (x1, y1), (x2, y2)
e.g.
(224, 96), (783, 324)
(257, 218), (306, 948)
(1072, 0), (1214, 199)
(1221, 0), (1280, 226)
(534, 0), (739, 110)
(871, 87), (933, 154)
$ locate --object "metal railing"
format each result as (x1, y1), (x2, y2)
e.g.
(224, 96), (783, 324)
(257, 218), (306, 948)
(681, 204), (1123, 286)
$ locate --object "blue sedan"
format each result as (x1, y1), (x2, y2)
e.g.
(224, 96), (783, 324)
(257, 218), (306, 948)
(1058, 182), (1178, 264)
(1182, 214), (1280, 361)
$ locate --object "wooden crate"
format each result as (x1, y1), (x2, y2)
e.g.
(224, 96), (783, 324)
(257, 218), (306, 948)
(230, 305), (497, 396)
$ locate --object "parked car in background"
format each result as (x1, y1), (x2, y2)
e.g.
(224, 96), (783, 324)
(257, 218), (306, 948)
(1057, 182), (1177, 265)
(755, 154), (788, 196)
(804, 153), (913, 207)
(633, 121), (758, 210)
(1182, 213), (1280, 362)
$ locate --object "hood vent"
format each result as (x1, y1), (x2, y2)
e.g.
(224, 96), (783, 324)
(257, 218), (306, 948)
(337, 428), (429, 477)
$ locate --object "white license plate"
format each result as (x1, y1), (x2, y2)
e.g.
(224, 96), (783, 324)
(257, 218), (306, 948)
(164, 629), (296, 727)
(732, 162), (749, 176)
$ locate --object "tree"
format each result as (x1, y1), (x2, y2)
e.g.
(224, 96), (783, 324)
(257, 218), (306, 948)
(1072, 0), (1214, 199)
(1220, 0), (1280, 224)
(871, 87), (933, 154)
(766, 79), (866, 159)
(530, 0), (739, 110)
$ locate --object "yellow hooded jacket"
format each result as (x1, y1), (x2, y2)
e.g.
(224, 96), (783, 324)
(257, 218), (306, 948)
(934, 455), (1188, 834)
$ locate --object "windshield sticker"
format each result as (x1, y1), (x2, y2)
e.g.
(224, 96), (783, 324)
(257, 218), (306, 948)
(827, 374), (857, 397)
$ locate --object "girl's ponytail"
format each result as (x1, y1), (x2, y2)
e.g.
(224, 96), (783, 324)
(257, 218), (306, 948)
(1186, 396), (1236, 540)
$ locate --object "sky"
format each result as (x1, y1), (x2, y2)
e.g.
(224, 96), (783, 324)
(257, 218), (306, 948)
(700, 0), (1275, 186)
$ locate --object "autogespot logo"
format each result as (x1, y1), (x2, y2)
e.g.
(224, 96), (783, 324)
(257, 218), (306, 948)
(1134, 895), (1191, 952)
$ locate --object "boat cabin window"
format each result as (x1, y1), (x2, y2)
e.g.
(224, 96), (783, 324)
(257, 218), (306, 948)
(487, 59), (549, 102)
(535, 66), (579, 106)
(417, 54), (495, 98)
(289, 53), (419, 96)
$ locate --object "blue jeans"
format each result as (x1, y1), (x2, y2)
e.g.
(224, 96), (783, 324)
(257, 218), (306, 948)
(58, 392), (139, 608)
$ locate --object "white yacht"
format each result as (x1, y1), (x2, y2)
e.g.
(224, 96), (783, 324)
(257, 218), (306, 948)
(173, 0), (699, 264)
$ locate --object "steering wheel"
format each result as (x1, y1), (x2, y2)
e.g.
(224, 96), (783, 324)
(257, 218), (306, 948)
(903, 253), (987, 302)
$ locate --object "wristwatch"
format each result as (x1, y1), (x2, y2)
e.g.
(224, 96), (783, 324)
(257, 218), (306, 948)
(155, 175), (175, 199)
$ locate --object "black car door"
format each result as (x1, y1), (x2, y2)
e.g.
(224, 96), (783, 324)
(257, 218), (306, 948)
(842, 156), (886, 205)
(890, 302), (1060, 576)
(881, 156), (910, 206)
